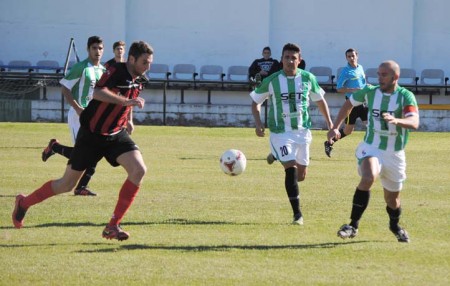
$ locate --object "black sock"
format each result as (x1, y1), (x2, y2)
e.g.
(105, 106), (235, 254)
(285, 167), (301, 217)
(331, 128), (347, 143)
(75, 165), (96, 190)
(339, 128), (347, 139)
(386, 206), (402, 231)
(350, 188), (370, 229)
(52, 143), (73, 159)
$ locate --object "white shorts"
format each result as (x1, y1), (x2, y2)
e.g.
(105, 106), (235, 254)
(67, 107), (80, 144)
(355, 142), (406, 192)
(269, 129), (312, 166)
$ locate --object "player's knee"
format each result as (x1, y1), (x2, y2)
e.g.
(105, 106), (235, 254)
(360, 173), (376, 186)
(131, 163), (147, 181)
(297, 168), (307, 181)
(298, 173), (306, 182)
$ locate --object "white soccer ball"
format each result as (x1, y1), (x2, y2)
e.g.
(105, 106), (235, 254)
(219, 149), (247, 176)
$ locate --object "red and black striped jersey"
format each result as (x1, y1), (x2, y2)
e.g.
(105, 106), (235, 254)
(80, 63), (143, 135)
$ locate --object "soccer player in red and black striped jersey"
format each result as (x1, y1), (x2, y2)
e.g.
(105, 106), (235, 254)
(12, 41), (154, 241)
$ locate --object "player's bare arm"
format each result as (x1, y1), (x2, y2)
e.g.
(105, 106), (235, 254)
(327, 100), (354, 142)
(93, 87), (145, 108)
(382, 111), (419, 130)
(127, 109), (134, 134)
(61, 86), (84, 115)
(251, 101), (265, 137)
(316, 99), (333, 130)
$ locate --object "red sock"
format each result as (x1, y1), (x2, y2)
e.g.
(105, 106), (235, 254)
(109, 179), (140, 226)
(21, 181), (56, 209)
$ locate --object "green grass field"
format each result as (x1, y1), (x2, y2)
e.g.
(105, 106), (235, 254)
(0, 123), (449, 285)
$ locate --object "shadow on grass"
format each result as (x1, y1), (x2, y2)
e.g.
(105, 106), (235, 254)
(0, 242), (111, 248)
(0, 240), (374, 251)
(78, 240), (373, 253)
(0, 146), (41, 149)
(0, 218), (256, 229)
(179, 156), (267, 161)
(0, 194), (17, 198)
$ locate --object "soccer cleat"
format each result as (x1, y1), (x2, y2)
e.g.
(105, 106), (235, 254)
(292, 213), (304, 225)
(266, 153), (276, 165)
(324, 141), (333, 158)
(337, 224), (358, 239)
(41, 139), (59, 162)
(102, 225), (130, 241)
(390, 227), (410, 243)
(12, 194), (27, 229)
(74, 187), (97, 196)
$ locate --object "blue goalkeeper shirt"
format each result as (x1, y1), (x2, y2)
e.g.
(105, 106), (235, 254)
(337, 64), (366, 99)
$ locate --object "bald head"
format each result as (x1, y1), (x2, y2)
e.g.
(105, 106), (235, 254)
(379, 60), (400, 77)
(378, 60), (401, 92)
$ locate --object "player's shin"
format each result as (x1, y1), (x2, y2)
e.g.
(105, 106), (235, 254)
(108, 179), (140, 226)
(350, 188), (370, 229)
(21, 181), (56, 209)
(285, 167), (301, 217)
(386, 206), (402, 231)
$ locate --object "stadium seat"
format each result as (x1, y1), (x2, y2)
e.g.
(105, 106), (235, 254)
(309, 66), (335, 89)
(0, 60), (4, 72)
(225, 65), (249, 90)
(172, 64), (197, 81)
(146, 63), (171, 80)
(35, 60), (62, 73)
(7, 60), (34, 72)
(145, 63), (171, 89)
(365, 68), (378, 85)
(199, 65), (225, 89)
(171, 64), (198, 89)
(198, 65), (226, 104)
(226, 65), (248, 82)
(420, 69), (446, 86)
(199, 65), (225, 81)
(398, 68), (419, 86)
(419, 69), (449, 101)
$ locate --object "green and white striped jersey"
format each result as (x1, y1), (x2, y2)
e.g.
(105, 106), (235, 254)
(350, 85), (419, 151)
(250, 69), (325, 133)
(59, 59), (105, 108)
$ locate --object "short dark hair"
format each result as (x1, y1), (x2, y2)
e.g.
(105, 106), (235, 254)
(128, 41), (153, 60)
(87, 36), (103, 48)
(113, 41), (125, 50)
(345, 48), (357, 55)
(282, 43), (301, 55)
(263, 46), (271, 52)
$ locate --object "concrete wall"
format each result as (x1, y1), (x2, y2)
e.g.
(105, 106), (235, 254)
(1, 0), (449, 77)
(31, 86), (450, 132)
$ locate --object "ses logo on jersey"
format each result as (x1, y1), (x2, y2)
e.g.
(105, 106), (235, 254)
(279, 92), (304, 101)
(371, 109), (395, 118)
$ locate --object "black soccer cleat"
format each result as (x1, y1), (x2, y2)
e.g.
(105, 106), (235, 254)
(324, 141), (333, 158)
(390, 227), (410, 243)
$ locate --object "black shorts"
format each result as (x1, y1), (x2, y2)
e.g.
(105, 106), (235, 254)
(69, 127), (139, 171)
(346, 104), (368, 125)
